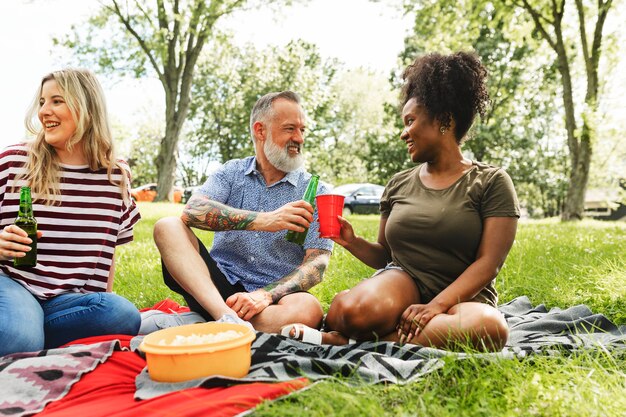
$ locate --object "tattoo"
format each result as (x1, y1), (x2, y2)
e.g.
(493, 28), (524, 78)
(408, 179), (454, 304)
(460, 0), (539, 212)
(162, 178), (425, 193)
(265, 249), (330, 303)
(182, 195), (256, 231)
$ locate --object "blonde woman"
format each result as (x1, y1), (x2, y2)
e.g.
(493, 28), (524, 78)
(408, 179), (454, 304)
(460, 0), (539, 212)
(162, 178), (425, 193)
(0, 68), (141, 356)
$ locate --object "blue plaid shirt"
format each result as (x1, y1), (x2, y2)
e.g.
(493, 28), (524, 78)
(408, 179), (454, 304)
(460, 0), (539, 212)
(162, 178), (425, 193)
(197, 157), (334, 291)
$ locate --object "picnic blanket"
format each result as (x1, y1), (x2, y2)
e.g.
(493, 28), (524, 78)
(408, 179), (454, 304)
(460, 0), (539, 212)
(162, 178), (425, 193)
(0, 335), (308, 417)
(2, 296), (625, 415)
(133, 296), (626, 399)
(0, 341), (118, 416)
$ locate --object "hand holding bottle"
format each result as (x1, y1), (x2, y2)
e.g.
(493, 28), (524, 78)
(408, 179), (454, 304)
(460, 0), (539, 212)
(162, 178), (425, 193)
(0, 225), (42, 262)
(253, 200), (314, 233)
(286, 174), (320, 246)
(13, 186), (38, 266)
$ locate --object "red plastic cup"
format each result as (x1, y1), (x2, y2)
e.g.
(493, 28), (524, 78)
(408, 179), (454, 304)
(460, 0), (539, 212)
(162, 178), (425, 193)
(316, 194), (345, 238)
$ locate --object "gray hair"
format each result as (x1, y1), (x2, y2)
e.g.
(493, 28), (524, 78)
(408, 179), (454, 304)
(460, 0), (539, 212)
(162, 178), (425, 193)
(249, 91), (301, 142)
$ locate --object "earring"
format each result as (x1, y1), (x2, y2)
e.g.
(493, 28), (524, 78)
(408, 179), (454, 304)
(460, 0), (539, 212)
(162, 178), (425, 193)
(440, 127), (446, 134)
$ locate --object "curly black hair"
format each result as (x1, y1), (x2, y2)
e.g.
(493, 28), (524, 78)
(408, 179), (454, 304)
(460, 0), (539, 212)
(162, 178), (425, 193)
(401, 51), (489, 142)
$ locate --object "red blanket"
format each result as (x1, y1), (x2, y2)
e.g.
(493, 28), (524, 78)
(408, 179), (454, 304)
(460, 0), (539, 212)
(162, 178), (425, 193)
(36, 300), (308, 417)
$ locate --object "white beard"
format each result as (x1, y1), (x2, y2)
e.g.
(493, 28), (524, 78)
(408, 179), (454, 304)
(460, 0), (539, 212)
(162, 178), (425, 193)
(263, 131), (305, 173)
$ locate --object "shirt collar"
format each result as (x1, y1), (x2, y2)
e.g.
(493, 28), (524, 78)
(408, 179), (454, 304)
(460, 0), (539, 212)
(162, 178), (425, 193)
(245, 157), (301, 187)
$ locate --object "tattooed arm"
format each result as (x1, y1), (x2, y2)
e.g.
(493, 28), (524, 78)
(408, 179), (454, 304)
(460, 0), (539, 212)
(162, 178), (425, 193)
(225, 248), (331, 320)
(264, 248), (331, 303)
(182, 194), (315, 233)
(182, 194), (257, 231)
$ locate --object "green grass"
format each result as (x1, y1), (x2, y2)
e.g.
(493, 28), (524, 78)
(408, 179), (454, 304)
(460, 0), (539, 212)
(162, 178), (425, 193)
(117, 203), (626, 416)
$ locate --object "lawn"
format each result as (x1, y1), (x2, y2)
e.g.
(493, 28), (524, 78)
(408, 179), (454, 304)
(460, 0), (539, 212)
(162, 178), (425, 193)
(117, 203), (626, 416)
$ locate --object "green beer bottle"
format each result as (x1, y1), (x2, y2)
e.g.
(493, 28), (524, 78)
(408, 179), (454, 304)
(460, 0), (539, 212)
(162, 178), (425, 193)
(285, 174), (320, 246)
(14, 186), (37, 267)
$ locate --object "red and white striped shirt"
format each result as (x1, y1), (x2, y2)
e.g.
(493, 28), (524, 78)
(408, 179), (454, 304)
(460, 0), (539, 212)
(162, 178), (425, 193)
(0, 143), (141, 299)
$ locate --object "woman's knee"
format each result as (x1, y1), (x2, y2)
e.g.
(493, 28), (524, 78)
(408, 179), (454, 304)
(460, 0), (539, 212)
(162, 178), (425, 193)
(0, 278), (45, 354)
(64, 292), (141, 336)
(449, 303), (509, 351)
(480, 309), (509, 351)
(327, 289), (382, 334)
(0, 323), (44, 355)
(103, 294), (141, 335)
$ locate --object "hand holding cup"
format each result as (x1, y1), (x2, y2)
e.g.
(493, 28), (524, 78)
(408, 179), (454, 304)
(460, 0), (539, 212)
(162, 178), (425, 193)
(315, 194), (345, 238)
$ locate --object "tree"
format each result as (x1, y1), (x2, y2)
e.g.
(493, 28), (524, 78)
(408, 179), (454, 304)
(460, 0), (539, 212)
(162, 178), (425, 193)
(314, 68), (396, 185)
(186, 37), (339, 168)
(390, 0), (571, 216)
(56, 0), (273, 201)
(186, 35), (396, 187)
(124, 118), (164, 186)
(511, 0), (614, 220)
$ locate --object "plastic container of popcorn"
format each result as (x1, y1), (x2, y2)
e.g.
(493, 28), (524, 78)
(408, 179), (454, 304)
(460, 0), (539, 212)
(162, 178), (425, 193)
(139, 322), (256, 382)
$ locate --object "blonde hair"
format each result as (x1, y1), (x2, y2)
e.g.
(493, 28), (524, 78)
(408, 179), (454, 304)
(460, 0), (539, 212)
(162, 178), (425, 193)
(20, 68), (129, 203)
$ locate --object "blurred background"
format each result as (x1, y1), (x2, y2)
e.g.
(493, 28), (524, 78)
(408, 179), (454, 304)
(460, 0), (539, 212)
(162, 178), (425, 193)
(2, 0), (624, 220)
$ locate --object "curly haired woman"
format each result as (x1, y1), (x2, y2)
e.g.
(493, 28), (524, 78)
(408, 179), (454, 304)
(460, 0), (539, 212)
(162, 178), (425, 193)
(283, 52), (520, 351)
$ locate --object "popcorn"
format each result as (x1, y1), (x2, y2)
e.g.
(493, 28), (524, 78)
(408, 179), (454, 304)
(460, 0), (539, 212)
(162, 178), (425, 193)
(158, 330), (244, 346)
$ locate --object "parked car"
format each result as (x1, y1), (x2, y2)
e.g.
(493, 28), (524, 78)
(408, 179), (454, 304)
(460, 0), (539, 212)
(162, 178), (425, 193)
(332, 183), (385, 215)
(130, 183), (183, 203)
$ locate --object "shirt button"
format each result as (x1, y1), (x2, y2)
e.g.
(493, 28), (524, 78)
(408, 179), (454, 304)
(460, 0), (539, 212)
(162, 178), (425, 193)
(250, 256), (255, 262)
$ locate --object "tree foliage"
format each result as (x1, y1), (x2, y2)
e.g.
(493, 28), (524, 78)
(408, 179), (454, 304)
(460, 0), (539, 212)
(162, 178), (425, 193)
(185, 35), (393, 186)
(508, 0), (615, 220)
(55, 0), (273, 201)
(387, 0), (571, 216)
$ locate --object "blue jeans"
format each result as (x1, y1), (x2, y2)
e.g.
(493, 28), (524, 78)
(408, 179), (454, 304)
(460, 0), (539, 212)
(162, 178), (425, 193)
(0, 273), (141, 356)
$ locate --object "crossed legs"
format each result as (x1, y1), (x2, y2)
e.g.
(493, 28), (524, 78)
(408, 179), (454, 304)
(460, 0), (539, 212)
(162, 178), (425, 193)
(322, 269), (508, 351)
(153, 216), (322, 334)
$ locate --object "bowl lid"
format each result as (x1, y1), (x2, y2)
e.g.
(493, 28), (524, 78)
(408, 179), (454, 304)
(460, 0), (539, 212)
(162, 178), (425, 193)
(140, 322), (255, 354)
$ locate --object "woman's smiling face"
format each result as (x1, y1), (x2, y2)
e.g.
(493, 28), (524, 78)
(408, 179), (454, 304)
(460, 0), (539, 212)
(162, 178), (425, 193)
(400, 98), (441, 163)
(37, 79), (77, 151)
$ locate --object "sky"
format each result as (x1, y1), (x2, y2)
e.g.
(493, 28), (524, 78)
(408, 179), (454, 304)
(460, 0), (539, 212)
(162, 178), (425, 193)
(0, 0), (412, 149)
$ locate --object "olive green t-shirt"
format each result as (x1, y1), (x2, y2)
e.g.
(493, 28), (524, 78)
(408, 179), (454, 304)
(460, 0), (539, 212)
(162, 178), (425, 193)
(380, 161), (520, 306)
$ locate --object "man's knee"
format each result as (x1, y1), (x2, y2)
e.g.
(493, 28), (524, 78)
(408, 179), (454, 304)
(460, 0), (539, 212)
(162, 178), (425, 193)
(154, 216), (181, 242)
(154, 216), (198, 252)
(280, 293), (323, 328)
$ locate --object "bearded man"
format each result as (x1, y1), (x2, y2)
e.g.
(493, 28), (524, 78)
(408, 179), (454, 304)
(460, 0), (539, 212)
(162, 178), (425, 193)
(147, 91), (333, 334)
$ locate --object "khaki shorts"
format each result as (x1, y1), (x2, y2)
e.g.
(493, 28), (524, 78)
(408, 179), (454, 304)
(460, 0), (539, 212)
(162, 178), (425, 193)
(372, 263), (496, 306)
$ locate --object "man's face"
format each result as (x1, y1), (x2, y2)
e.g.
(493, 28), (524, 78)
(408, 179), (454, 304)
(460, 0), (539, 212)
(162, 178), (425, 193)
(262, 99), (306, 172)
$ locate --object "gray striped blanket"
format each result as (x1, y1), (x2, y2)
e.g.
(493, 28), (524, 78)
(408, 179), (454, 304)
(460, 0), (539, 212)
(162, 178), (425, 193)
(134, 296), (626, 399)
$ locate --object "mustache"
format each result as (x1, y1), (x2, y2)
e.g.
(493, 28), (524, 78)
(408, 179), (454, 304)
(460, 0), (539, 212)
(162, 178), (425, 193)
(285, 140), (301, 151)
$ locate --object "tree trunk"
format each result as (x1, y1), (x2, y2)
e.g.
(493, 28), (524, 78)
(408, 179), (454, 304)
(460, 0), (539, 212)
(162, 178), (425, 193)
(560, 0), (610, 220)
(155, 111), (185, 202)
(561, 124), (592, 220)
(514, 0), (612, 221)
(553, 19), (584, 221)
